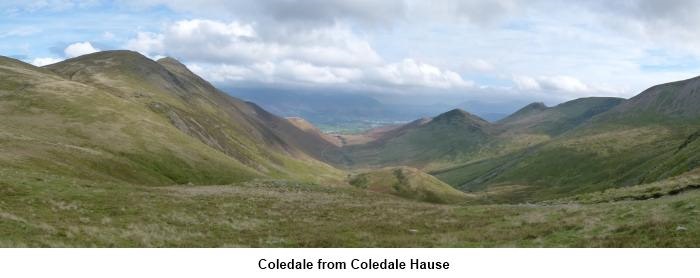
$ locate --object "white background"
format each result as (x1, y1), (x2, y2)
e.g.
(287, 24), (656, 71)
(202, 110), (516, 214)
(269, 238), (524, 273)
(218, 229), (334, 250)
(1, 248), (696, 278)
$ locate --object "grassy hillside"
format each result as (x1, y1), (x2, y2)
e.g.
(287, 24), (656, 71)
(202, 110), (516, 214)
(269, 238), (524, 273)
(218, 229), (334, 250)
(1, 166), (699, 247)
(593, 75), (700, 124)
(348, 167), (472, 204)
(3, 51), (700, 247)
(433, 124), (700, 202)
(0, 52), (342, 185)
(552, 168), (700, 204)
(341, 97), (623, 172)
(432, 77), (700, 202)
(343, 109), (492, 167)
(496, 97), (623, 136)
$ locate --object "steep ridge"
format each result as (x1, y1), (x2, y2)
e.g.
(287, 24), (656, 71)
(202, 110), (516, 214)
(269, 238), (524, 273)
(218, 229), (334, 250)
(1, 55), (258, 184)
(591, 75), (700, 124)
(286, 116), (343, 146)
(286, 116), (322, 133)
(498, 102), (547, 123)
(1, 52), (342, 185)
(47, 51), (338, 158)
(496, 97), (623, 136)
(157, 56), (348, 165)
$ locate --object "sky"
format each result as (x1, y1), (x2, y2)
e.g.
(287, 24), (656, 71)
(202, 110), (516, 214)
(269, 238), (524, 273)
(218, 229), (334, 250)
(2, 0), (700, 107)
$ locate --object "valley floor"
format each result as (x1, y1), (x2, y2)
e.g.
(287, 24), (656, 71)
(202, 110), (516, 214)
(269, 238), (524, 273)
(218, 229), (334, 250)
(1, 167), (699, 247)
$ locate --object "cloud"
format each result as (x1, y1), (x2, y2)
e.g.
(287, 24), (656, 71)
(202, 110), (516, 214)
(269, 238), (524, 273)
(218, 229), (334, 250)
(190, 58), (469, 90)
(371, 59), (473, 89)
(125, 32), (164, 57)
(64, 41), (99, 58)
(536, 76), (590, 93)
(0, 26), (41, 38)
(586, 0), (700, 31)
(101, 31), (116, 40)
(276, 60), (364, 84)
(512, 75), (618, 96)
(193, 60), (363, 85)
(124, 18), (469, 91)
(11, 0), (700, 105)
(30, 57), (63, 66)
(512, 76), (541, 91)
(27, 41), (99, 66)
(408, 0), (519, 26)
(123, 0), (406, 27)
(126, 19), (382, 67)
(124, 0), (522, 27)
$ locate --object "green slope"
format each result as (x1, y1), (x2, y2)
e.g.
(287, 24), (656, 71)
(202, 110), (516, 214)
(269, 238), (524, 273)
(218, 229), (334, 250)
(340, 97), (622, 172)
(496, 97), (624, 136)
(592, 75), (700, 124)
(4, 53), (700, 247)
(2, 165), (700, 247)
(342, 109), (493, 167)
(348, 166), (472, 204)
(0, 52), (342, 185)
(432, 76), (700, 202)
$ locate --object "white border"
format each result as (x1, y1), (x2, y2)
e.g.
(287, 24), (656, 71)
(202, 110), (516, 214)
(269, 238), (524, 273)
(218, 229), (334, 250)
(1, 248), (697, 278)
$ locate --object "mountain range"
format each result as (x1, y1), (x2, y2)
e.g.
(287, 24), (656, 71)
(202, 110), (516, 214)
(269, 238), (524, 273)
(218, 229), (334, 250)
(327, 82), (700, 201)
(226, 88), (514, 133)
(4, 50), (700, 201)
(2, 50), (700, 246)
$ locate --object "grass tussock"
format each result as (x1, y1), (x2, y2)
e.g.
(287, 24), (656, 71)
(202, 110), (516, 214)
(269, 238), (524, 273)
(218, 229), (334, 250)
(1, 168), (699, 247)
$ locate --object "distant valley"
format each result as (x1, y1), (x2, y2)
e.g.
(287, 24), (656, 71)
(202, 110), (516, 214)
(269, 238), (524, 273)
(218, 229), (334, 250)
(226, 88), (516, 133)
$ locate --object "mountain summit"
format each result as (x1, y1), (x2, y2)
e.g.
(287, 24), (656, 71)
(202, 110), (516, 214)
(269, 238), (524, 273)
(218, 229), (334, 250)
(1, 51), (342, 185)
(343, 108), (493, 168)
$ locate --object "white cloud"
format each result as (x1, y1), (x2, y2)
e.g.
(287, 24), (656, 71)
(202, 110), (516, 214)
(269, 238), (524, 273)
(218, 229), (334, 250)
(192, 60), (362, 85)
(125, 32), (164, 56)
(536, 76), (590, 93)
(8, 0), (700, 109)
(190, 64), (256, 83)
(101, 31), (116, 40)
(64, 41), (100, 58)
(169, 19), (255, 38)
(513, 76), (541, 91)
(124, 19), (469, 91)
(188, 58), (469, 91)
(372, 59), (473, 89)
(512, 75), (620, 97)
(276, 60), (362, 84)
(30, 57), (63, 66)
(126, 19), (382, 68)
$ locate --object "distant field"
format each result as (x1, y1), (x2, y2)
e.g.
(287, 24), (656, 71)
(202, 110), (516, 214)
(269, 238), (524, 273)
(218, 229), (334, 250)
(315, 120), (405, 134)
